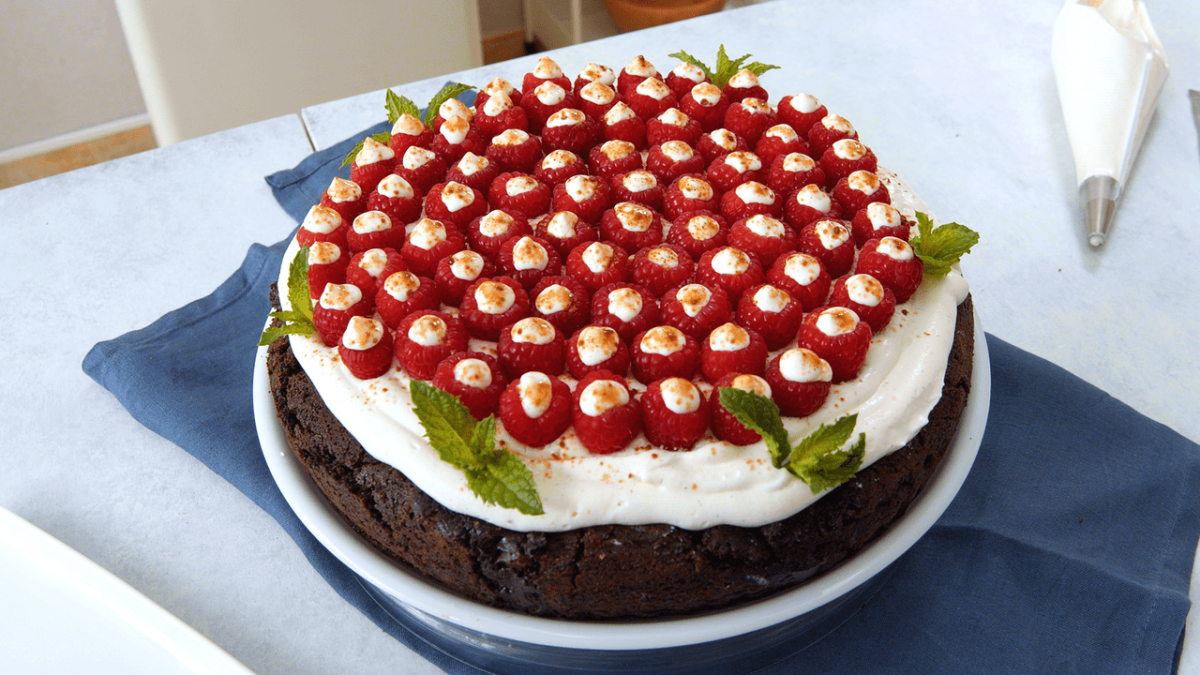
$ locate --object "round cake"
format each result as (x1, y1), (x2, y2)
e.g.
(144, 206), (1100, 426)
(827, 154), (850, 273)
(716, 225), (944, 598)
(264, 53), (976, 619)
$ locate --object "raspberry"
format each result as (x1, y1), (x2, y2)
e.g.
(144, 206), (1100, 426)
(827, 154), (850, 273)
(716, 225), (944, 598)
(807, 114), (859, 159)
(551, 174), (613, 224)
(565, 241), (629, 294)
(609, 170), (663, 211)
(665, 211), (729, 259)
(723, 98), (777, 146)
(365, 174), (422, 226)
(429, 98), (473, 133)
(529, 275), (591, 336)
(641, 377), (710, 451)
(496, 235), (563, 290)
(476, 77), (522, 109)
(393, 146), (447, 194)
(498, 372), (573, 447)
(498, 317), (567, 378)
(659, 282), (733, 343)
(694, 246), (766, 303)
(459, 276), (531, 341)
(645, 141), (705, 185)
(765, 348), (833, 418)
(599, 202), (664, 254)
(394, 310), (469, 380)
(832, 171), (891, 218)
(488, 172), (551, 218)
(533, 149), (588, 187)
(754, 124), (809, 167)
(430, 118), (487, 166)
(646, 108), (702, 147)
(588, 140), (643, 180)
(625, 77), (678, 120)
(723, 69), (768, 104)
(850, 202), (909, 247)
(532, 211), (599, 259)
(567, 325), (630, 379)
(765, 153), (825, 200)
(678, 83), (729, 132)
(349, 137), (396, 193)
(432, 352), (508, 420)
(710, 374), (774, 444)
(467, 209), (531, 262)
(796, 220), (856, 278)
(422, 182), (488, 232)
(399, 218), (466, 277)
(820, 139), (878, 187)
(374, 271), (440, 329)
(388, 114), (434, 158)
(720, 181), (782, 222)
(784, 184), (842, 229)
(630, 243), (694, 297)
(576, 81), (619, 121)
(796, 306), (872, 383)
(574, 62), (616, 97)
(572, 371), (642, 454)
(337, 316), (394, 380)
(444, 152), (500, 193)
(695, 128), (750, 164)
(631, 326), (700, 382)
(486, 130), (544, 174)
(663, 175), (720, 221)
(320, 177), (367, 224)
(434, 250), (495, 306)
(777, 94), (828, 137)
(854, 237), (924, 303)
(305, 241), (349, 300)
(474, 91), (530, 139)
(665, 62), (709, 98)
(295, 206), (347, 250)
(601, 103), (648, 150)
(540, 109), (599, 156)
(616, 56), (659, 96)
(829, 273), (897, 333)
(523, 57), (572, 95)
(346, 210), (405, 254)
(700, 323), (769, 384)
(767, 252), (833, 312)
(727, 214), (796, 268)
(706, 151), (763, 192)
(345, 247), (407, 298)
(521, 81), (577, 129)
(736, 283), (806, 350)
(313, 283), (372, 347)
(590, 282), (659, 343)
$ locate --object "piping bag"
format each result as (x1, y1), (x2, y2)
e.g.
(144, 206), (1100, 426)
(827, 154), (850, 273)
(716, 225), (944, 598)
(1050, 0), (1168, 248)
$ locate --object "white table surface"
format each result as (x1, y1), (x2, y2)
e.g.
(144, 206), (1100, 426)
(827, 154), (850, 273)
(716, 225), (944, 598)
(1, 1), (1197, 674)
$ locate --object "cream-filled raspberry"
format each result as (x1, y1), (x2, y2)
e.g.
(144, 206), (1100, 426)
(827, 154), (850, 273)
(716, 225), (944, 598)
(797, 306), (872, 383)
(591, 283), (657, 342)
(475, 280), (516, 314)
(700, 322), (768, 383)
(460, 277), (531, 341)
(631, 325), (699, 383)
(567, 241), (628, 293)
(765, 347), (833, 417)
(600, 201), (663, 253)
(723, 181), (780, 222)
(580, 379), (629, 416)
(575, 326), (620, 366)
(767, 252), (831, 311)
(737, 283), (804, 350)
(407, 314), (448, 346)
(297, 205), (347, 249)
(517, 371), (554, 418)
(498, 316), (566, 378)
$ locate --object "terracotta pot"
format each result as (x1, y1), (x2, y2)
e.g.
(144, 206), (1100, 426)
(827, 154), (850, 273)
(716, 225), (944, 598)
(604, 0), (726, 33)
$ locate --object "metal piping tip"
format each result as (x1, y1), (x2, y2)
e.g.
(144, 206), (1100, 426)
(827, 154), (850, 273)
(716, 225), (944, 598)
(1089, 232), (1106, 248)
(1080, 175), (1120, 249)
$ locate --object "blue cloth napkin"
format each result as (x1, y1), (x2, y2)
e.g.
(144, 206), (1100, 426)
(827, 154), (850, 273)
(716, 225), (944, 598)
(83, 127), (1200, 674)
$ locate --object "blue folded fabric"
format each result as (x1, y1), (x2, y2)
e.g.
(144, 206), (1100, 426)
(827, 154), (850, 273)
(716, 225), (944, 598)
(83, 129), (1200, 674)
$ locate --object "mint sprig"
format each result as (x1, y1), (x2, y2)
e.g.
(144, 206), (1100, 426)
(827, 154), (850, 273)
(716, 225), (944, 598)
(718, 388), (864, 493)
(423, 82), (476, 128)
(385, 88), (420, 124)
(909, 211), (980, 277)
(259, 246), (316, 346)
(410, 380), (544, 516)
(671, 45), (779, 89)
(340, 131), (392, 168)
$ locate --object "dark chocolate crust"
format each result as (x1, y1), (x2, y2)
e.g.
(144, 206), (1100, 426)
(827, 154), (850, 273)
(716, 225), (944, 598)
(267, 293), (973, 619)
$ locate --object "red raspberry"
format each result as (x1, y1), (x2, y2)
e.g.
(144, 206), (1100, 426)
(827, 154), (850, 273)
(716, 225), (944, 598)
(695, 128), (750, 163)
(488, 172), (551, 218)
(305, 241), (349, 300)
(599, 202), (664, 254)
(551, 174), (613, 224)
(854, 237), (924, 303)
(349, 137), (396, 193)
(820, 139), (878, 187)
(444, 152), (500, 193)
(432, 352), (508, 420)
(423, 182), (487, 232)
(709, 373), (773, 445)
(522, 57), (572, 96)
(646, 141), (705, 185)
(616, 56), (659, 95)
(571, 371), (642, 454)
(345, 247), (407, 298)
(663, 175), (720, 221)
(807, 114), (859, 159)
(829, 273), (897, 333)
(574, 62), (617, 96)
(727, 214), (796, 268)
(374, 271), (439, 329)
(498, 372), (573, 447)
(346, 211), (405, 254)
(529, 275), (591, 336)
(429, 98), (473, 133)
(700, 323), (769, 384)
(706, 151), (763, 193)
(496, 235), (563, 290)
(694, 246), (766, 302)
(365, 174), (422, 226)
(601, 103), (648, 150)
(736, 283), (806, 350)
(466, 209), (530, 263)
(497, 317), (567, 378)
(521, 81), (577, 129)
(533, 149), (587, 187)
(388, 114), (434, 158)
(646, 108), (702, 147)
(475, 77), (522, 109)
(295, 206), (347, 251)
(678, 82), (729, 132)
(850, 202), (910, 247)
(319, 177), (367, 224)
(459, 277), (531, 341)
(486, 130), (544, 174)
(630, 243), (694, 297)
(659, 283), (733, 343)
(565, 241), (628, 294)
(474, 91), (530, 139)
(777, 94), (828, 137)
(576, 81), (619, 121)
(588, 140), (643, 179)
(767, 252), (833, 312)
(532, 211), (599, 259)
(337, 316), (394, 380)
(567, 325), (630, 379)
(784, 184), (842, 229)
(540, 109), (599, 156)
(723, 98), (777, 146)
(393, 146), (447, 194)
(720, 181), (782, 222)
(664, 62), (710, 99)
(765, 348), (833, 418)
(754, 124), (809, 167)
(394, 310), (469, 380)
(430, 118), (487, 166)
(313, 283), (372, 347)
(641, 377), (710, 451)
(434, 250), (495, 306)
(590, 282), (659, 343)
(625, 77), (677, 119)
(796, 220), (855, 279)
(832, 171), (891, 218)
(722, 69), (769, 104)
(766, 153), (825, 200)
(665, 211), (729, 259)
(631, 326), (700, 382)
(797, 306), (872, 383)
(399, 218), (466, 277)
(609, 170), (663, 211)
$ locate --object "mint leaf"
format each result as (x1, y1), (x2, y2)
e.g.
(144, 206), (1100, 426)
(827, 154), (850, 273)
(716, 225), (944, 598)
(909, 212), (980, 277)
(699, 45), (777, 88)
(667, 50), (714, 81)
(786, 415), (865, 493)
(340, 132), (392, 168)
(718, 387), (790, 468)
(409, 380), (480, 468)
(385, 88), (420, 124)
(743, 61), (780, 78)
(423, 82), (476, 128)
(259, 246), (315, 346)
(465, 451), (544, 515)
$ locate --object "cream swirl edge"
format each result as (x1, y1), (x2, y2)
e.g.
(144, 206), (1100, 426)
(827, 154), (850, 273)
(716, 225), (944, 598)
(280, 169), (969, 532)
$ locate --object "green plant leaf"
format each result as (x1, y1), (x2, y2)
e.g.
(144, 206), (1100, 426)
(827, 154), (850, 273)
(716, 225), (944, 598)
(465, 451), (545, 515)
(340, 132), (392, 168)
(718, 387), (791, 469)
(909, 211), (980, 277)
(667, 50), (715, 81)
(409, 380), (480, 468)
(385, 88), (420, 125)
(743, 61), (780, 78)
(259, 246), (315, 345)
(785, 414), (864, 493)
(423, 82), (476, 128)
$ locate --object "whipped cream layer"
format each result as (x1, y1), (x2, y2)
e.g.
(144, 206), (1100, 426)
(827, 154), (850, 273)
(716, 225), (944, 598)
(281, 169), (968, 532)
